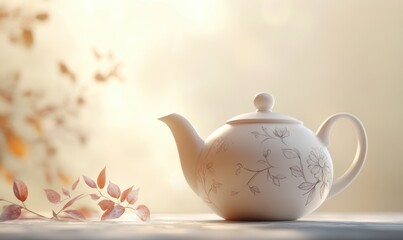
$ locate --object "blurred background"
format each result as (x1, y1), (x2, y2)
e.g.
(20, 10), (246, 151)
(0, 0), (402, 214)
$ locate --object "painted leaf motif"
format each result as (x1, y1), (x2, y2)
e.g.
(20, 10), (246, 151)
(62, 188), (70, 197)
(101, 205), (125, 220)
(273, 127), (290, 138)
(64, 210), (86, 221)
(107, 181), (121, 199)
(13, 179), (28, 202)
(83, 175), (97, 188)
(290, 166), (304, 178)
(273, 177), (280, 186)
(263, 149), (271, 158)
(298, 182), (315, 191)
(97, 167), (106, 189)
(136, 205), (150, 222)
(72, 178), (80, 190)
(306, 188), (316, 205)
(230, 191), (240, 196)
(206, 162), (215, 175)
(235, 167), (241, 176)
(127, 188), (139, 205)
(98, 200), (114, 211)
(62, 194), (84, 210)
(211, 185), (217, 193)
(0, 205), (21, 221)
(258, 160), (267, 165)
(249, 186), (260, 195)
(282, 149), (298, 159)
(44, 189), (61, 204)
(272, 175), (286, 187)
(212, 181), (222, 188)
(211, 181), (222, 194)
(90, 194), (100, 200)
(206, 162), (213, 169)
(251, 131), (260, 138)
(276, 174), (286, 179)
(120, 186), (133, 202)
(235, 163), (243, 176)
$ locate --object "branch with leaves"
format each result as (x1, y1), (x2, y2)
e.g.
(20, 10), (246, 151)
(0, 2), (124, 185)
(0, 5), (49, 48)
(0, 167), (150, 222)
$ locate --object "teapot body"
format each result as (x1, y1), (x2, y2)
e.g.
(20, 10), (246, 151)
(196, 123), (333, 220)
(161, 93), (367, 221)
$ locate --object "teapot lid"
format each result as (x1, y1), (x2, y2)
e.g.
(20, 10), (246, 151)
(227, 93), (302, 124)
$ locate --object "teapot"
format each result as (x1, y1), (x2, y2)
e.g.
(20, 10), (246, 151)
(160, 93), (367, 220)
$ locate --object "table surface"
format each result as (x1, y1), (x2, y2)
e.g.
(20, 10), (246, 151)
(1, 213), (403, 239)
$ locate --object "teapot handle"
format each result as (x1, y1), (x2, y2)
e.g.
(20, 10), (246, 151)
(316, 112), (368, 199)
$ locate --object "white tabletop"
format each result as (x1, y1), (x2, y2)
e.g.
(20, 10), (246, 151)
(1, 213), (403, 239)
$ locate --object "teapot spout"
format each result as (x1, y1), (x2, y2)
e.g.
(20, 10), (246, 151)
(159, 113), (204, 193)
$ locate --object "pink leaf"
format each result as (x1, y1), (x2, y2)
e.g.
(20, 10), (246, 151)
(136, 205), (150, 222)
(0, 204), (22, 221)
(101, 208), (113, 221)
(120, 186), (133, 202)
(13, 179), (28, 202)
(62, 188), (70, 197)
(44, 189), (61, 204)
(107, 181), (121, 199)
(97, 167), (106, 189)
(127, 188), (139, 205)
(98, 200), (114, 211)
(101, 205), (125, 220)
(72, 178), (80, 190)
(83, 175), (96, 188)
(63, 210), (86, 221)
(90, 194), (100, 200)
(62, 194), (84, 210)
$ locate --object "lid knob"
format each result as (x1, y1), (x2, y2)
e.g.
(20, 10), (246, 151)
(254, 93), (274, 112)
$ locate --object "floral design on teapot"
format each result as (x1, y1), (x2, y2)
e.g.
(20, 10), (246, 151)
(251, 126), (290, 145)
(230, 149), (287, 196)
(197, 138), (228, 207)
(230, 126), (331, 206)
(283, 146), (331, 205)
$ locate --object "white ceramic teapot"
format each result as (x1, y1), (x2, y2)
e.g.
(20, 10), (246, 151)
(160, 93), (367, 220)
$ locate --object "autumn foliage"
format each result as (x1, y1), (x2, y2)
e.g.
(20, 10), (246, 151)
(0, 167), (150, 222)
(1, 2), (138, 222)
(0, 3), (123, 185)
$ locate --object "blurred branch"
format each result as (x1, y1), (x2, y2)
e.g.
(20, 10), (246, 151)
(0, 3), (124, 185)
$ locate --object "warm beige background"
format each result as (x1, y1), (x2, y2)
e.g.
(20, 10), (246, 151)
(1, 0), (402, 213)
